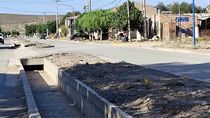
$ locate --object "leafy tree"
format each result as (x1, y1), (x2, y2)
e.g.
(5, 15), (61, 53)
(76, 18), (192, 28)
(61, 25), (68, 36)
(156, 2), (169, 11)
(36, 24), (47, 34)
(11, 30), (20, 36)
(111, 1), (143, 31)
(6, 31), (11, 36)
(169, 2), (180, 14)
(25, 24), (36, 36)
(169, 2), (205, 14)
(46, 21), (56, 33)
(25, 21), (56, 36)
(76, 10), (113, 33)
(0, 26), (2, 33)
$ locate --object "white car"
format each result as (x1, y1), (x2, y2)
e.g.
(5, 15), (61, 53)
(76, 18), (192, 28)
(0, 33), (4, 44)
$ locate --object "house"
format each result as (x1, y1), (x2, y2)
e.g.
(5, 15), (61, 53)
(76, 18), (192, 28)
(197, 13), (210, 37)
(155, 12), (201, 41)
(65, 15), (79, 37)
(112, 2), (158, 40)
(207, 6), (210, 14)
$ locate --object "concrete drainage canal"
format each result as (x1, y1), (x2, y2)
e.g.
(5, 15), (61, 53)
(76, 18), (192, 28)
(21, 57), (133, 118)
(21, 58), (85, 118)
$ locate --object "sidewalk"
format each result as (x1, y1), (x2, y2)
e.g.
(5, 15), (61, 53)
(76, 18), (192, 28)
(0, 60), (27, 117)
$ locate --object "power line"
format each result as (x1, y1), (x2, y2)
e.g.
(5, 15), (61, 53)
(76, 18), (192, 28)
(0, 6), (68, 14)
(94, 0), (121, 10)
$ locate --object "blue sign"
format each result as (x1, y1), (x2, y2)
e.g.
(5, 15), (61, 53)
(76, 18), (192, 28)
(176, 17), (189, 22)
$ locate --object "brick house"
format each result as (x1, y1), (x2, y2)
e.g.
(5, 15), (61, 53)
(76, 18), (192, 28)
(156, 12), (199, 41)
(207, 6), (210, 14)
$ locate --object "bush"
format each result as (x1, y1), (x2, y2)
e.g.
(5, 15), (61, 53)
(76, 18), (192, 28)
(61, 26), (68, 37)
(11, 30), (20, 36)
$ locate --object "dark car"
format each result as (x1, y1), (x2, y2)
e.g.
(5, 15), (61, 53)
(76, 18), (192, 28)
(70, 32), (89, 40)
(40, 34), (47, 39)
(0, 33), (4, 44)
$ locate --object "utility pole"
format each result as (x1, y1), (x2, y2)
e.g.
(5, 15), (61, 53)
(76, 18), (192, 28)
(127, 0), (131, 42)
(41, 12), (46, 23)
(3, 20), (5, 27)
(192, 0), (196, 46)
(56, 0), (60, 37)
(143, 0), (147, 40)
(179, 4), (181, 42)
(88, 0), (91, 11)
(42, 11), (48, 37)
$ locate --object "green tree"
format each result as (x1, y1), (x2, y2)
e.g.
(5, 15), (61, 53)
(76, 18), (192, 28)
(0, 26), (2, 33)
(46, 21), (56, 33)
(11, 30), (20, 36)
(76, 9), (113, 39)
(112, 1), (143, 32)
(6, 31), (11, 36)
(61, 25), (68, 36)
(156, 2), (169, 11)
(169, 2), (180, 14)
(36, 24), (47, 34)
(25, 24), (36, 36)
(169, 2), (205, 14)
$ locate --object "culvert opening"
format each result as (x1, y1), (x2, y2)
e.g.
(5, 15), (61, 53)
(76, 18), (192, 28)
(21, 58), (44, 71)
(23, 65), (43, 71)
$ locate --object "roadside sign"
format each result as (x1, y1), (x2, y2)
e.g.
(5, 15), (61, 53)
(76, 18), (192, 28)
(176, 17), (189, 22)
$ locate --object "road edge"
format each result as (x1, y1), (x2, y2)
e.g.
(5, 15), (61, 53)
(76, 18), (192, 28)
(16, 60), (41, 118)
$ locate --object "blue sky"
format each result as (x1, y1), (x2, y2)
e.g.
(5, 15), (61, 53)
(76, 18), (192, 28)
(0, 0), (207, 15)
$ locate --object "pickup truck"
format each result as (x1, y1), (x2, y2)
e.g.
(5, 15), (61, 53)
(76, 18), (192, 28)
(0, 33), (4, 44)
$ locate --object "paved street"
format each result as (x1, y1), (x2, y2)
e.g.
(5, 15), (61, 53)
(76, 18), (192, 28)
(30, 39), (210, 82)
(0, 40), (27, 117)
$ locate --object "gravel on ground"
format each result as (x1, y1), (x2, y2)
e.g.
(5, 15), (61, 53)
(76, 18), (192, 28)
(47, 53), (210, 118)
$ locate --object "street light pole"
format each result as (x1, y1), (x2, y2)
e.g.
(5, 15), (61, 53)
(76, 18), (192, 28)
(192, 0), (196, 46)
(143, 0), (147, 40)
(127, 0), (131, 42)
(41, 12), (46, 23)
(56, 0), (60, 37)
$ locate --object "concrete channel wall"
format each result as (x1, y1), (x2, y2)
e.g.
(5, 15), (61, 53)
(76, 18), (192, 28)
(44, 59), (133, 118)
(17, 60), (41, 118)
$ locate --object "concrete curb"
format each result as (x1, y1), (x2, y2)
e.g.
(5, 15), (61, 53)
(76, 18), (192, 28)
(44, 59), (133, 118)
(139, 47), (210, 56)
(16, 60), (41, 118)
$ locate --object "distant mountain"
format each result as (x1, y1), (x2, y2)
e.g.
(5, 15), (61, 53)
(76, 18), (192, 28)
(0, 13), (63, 34)
(0, 13), (59, 24)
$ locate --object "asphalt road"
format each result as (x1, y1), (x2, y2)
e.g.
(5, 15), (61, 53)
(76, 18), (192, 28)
(30, 39), (210, 82)
(0, 40), (27, 117)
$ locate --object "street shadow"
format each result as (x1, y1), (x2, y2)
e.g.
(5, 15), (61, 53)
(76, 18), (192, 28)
(0, 73), (27, 117)
(64, 62), (210, 117)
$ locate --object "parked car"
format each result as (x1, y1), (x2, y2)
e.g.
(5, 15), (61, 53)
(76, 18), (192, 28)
(0, 33), (4, 44)
(70, 32), (89, 40)
(39, 34), (47, 39)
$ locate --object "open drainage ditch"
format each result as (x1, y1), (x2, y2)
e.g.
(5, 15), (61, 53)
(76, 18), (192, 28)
(21, 58), (84, 118)
(21, 58), (133, 118)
